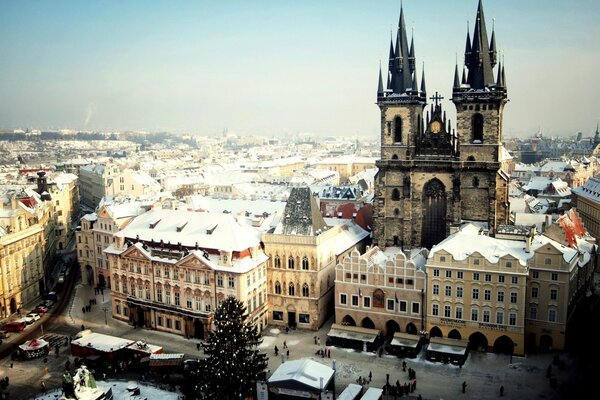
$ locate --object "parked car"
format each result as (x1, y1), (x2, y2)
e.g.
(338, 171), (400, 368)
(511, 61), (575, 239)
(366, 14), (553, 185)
(16, 316), (35, 326)
(26, 312), (41, 322)
(2, 321), (26, 332)
(33, 306), (49, 314)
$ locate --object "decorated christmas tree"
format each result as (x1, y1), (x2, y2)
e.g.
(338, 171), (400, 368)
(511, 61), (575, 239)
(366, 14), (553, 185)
(196, 296), (268, 400)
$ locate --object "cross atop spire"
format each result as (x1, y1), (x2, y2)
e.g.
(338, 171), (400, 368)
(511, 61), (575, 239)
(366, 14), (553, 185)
(430, 92), (444, 106)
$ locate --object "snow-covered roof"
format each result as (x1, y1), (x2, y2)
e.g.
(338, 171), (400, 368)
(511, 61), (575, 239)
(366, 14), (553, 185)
(71, 332), (134, 353)
(268, 359), (335, 391)
(572, 176), (600, 203)
(323, 218), (370, 255)
(430, 223), (581, 266)
(115, 208), (262, 252)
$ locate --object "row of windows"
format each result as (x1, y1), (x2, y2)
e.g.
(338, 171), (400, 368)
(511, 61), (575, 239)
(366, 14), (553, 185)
(339, 293), (420, 314)
(342, 272), (415, 286)
(531, 287), (559, 300)
(431, 285), (520, 303)
(273, 256), (310, 270)
(432, 304), (518, 326)
(531, 270), (560, 281)
(432, 269), (520, 283)
(274, 282), (310, 297)
(529, 306), (557, 322)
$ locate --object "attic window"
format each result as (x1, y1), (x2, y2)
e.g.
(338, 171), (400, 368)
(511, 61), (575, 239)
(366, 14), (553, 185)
(176, 222), (188, 232)
(149, 218), (161, 229)
(206, 224), (218, 235)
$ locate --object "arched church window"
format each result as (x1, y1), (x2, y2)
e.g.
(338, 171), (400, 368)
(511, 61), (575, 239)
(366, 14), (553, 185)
(394, 116), (403, 143)
(275, 281), (281, 294)
(392, 188), (400, 201)
(302, 283), (309, 297)
(288, 257), (295, 269)
(467, 156), (476, 162)
(472, 113), (483, 143)
(274, 256), (280, 268)
(392, 154), (399, 160)
(302, 257), (309, 270)
(288, 283), (295, 296)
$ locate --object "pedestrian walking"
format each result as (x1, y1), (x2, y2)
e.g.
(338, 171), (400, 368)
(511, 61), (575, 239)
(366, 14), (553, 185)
(317, 337), (321, 346)
(285, 326), (289, 334)
(369, 371), (372, 381)
(286, 349), (290, 358)
(283, 341), (287, 349)
(40, 380), (46, 393)
(81, 324), (85, 331)
(197, 343), (200, 351)
(327, 348), (331, 358)
(314, 336), (318, 344)
(462, 381), (467, 393)
(402, 361), (407, 371)
(82, 306), (86, 314)
(500, 385), (504, 397)
(274, 345), (279, 356)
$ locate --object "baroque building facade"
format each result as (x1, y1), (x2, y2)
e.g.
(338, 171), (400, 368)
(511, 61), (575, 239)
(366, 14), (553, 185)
(335, 246), (427, 337)
(105, 208), (268, 338)
(372, 1), (509, 250)
(425, 211), (595, 356)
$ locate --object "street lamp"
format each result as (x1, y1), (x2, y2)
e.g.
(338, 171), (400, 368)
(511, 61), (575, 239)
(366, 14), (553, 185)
(102, 307), (108, 325)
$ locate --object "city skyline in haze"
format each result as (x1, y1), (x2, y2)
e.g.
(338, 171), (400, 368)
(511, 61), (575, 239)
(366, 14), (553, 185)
(1, 0), (598, 138)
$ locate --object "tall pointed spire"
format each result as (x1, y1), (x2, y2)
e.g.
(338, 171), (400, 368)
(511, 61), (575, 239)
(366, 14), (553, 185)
(489, 20), (497, 67)
(464, 21), (472, 65)
(464, 0), (495, 89)
(412, 69), (419, 92)
(454, 63), (461, 88)
(420, 63), (427, 97)
(392, 2), (413, 94)
(378, 63), (384, 98)
(409, 33), (416, 72)
(462, 66), (467, 85)
(496, 61), (502, 86)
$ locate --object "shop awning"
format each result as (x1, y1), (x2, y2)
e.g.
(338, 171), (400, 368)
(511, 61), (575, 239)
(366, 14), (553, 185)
(390, 332), (420, 349)
(427, 337), (469, 356)
(327, 323), (380, 343)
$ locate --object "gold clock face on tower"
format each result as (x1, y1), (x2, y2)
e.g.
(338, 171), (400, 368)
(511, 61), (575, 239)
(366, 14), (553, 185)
(430, 120), (442, 134)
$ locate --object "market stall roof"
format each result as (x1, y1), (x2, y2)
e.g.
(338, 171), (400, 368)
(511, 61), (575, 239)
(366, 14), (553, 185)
(71, 332), (135, 353)
(390, 332), (420, 349)
(327, 323), (380, 343)
(268, 359), (334, 392)
(19, 338), (49, 351)
(146, 353), (184, 367)
(427, 337), (469, 356)
(338, 383), (362, 400)
(361, 387), (384, 400)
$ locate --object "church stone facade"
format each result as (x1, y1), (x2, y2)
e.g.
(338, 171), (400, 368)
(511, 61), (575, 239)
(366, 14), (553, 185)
(372, 1), (510, 250)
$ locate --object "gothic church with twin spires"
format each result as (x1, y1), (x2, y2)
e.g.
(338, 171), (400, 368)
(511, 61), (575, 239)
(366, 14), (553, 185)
(372, 0), (510, 250)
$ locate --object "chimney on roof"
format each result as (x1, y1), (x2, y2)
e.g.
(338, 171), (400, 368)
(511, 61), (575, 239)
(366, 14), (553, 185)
(525, 225), (536, 253)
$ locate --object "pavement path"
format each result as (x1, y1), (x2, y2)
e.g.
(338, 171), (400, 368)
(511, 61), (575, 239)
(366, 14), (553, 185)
(1, 276), (584, 400)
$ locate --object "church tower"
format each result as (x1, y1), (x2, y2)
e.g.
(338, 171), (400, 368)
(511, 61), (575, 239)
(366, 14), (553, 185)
(373, 0), (509, 250)
(451, 0), (510, 232)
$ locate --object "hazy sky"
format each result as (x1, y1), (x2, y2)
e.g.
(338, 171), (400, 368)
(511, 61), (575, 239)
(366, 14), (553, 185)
(1, 0), (598, 138)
